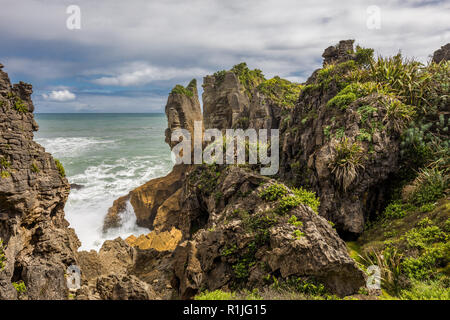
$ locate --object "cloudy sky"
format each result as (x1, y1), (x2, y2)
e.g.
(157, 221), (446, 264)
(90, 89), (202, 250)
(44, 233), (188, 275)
(0, 0), (448, 113)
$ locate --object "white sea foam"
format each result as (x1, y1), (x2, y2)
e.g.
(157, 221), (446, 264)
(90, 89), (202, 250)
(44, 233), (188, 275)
(65, 157), (171, 250)
(35, 137), (115, 158)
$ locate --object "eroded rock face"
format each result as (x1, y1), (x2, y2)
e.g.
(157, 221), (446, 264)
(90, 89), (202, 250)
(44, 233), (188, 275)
(172, 166), (366, 298)
(165, 80), (202, 149)
(277, 41), (406, 235)
(248, 91), (282, 130)
(432, 43), (450, 63)
(322, 40), (355, 65)
(103, 164), (187, 231)
(202, 72), (251, 130)
(280, 92), (401, 235)
(76, 237), (177, 300)
(0, 64), (80, 300)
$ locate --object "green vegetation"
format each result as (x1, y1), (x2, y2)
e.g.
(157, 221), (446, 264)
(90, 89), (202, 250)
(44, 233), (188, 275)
(355, 45), (374, 68)
(407, 168), (448, 206)
(195, 289), (237, 300)
(54, 159), (66, 177)
(226, 210), (278, 282)
(13, 97), (28, 113)
(31, 162), (40, 173)
(194, 276), (339, 300)
(171, 79), (197, 97)
(257, 76), (302, 108)
(356, 198), (450, 299)
(259, 183), (320, 214)
(398, 280), (450, 300)
(12, 281), (27, 294)
(0, 156), (11, 179)
(189, 164), (221, 195)
(259, 183), (288, 201)
(327, 82), (378, 110)
(288, 215), (303, 227)
(231, 62), (265, 97)
(0, 238), (6, 271)
(357, 104), (378, 124)
(329, 138), (365, 191)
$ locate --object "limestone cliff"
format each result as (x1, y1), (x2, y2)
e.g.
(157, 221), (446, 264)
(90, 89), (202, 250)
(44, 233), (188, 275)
(0, 64), (80, 299)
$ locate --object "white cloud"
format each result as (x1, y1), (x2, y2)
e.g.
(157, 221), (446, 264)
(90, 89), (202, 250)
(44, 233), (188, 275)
(35, 93), (165, 113)
(0, 0), (448, 111)
(42, 90), (76, 101)
(92, 62), (209, 86)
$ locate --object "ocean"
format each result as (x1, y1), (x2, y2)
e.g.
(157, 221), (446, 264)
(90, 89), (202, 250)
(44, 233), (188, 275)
(34, 113), (173, 250)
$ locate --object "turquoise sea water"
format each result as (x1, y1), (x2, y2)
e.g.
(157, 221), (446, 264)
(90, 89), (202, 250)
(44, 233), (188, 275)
(34, 113), (173, 250)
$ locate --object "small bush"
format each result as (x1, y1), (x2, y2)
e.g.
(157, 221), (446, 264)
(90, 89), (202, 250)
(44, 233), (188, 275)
(171, 80), (196, 98)
(399, 280), (450, 300)
(327, 82), (378, 110)
(357, 104), (378, 124)
(288, 215), (303, 228)
(382, 201), (413, 220)
(383, 97), (415, 134)
(401, 242), (449, 280)
(13, 97), (28, 113)
(12, 281), (27, 294)
(355, 45), (374, 67)
(291, 187), (320, 213)
(409, 168), (447, 206)
(329, 138), (365, 191)
(259, 183), (288, 201)
(231, 62), (265, 97)
(54, 159), (66, 177)
(0, 156), (11, 179)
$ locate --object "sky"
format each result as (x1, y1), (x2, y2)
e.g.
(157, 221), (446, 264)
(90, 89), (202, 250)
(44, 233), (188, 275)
(0, 0), (449, 113)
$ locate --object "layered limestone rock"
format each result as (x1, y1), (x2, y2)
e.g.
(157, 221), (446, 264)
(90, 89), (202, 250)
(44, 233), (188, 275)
(278, 41), (400, 235)
(103, 165), (186, 231)
(171, 165), (366, 298)
(164, 79), (202, 148)
(76, 237), (176, 300)
(0, 64), (80, 299)
(125, 227), (182, 251)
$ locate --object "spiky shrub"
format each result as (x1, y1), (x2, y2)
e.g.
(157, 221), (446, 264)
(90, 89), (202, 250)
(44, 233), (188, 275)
(361, 247), (403, 295)
(369, 54), (430, 108)
(383, 97), (415, 134)
(355, 45), (375, 68)
(329, 138), (365, 191)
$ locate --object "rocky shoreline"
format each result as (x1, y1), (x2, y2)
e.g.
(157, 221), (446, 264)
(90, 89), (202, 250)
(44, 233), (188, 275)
(0, 40), (449, 300)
